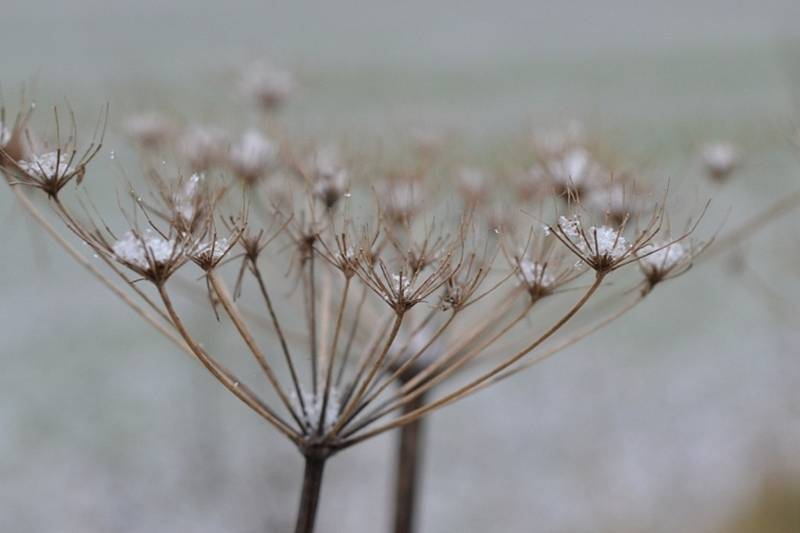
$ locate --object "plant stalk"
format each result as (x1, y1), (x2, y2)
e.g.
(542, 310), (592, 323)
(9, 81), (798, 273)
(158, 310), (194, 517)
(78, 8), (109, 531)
(294, 452), (328, 533)
(392, 388), (427, 533)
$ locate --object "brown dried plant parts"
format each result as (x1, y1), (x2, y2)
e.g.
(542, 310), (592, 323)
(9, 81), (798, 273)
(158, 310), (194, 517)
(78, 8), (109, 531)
(3, 103), (709, 533)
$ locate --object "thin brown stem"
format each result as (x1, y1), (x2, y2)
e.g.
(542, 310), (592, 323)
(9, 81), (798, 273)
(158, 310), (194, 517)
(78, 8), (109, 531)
(335, 284), (369, 386)
(392, 389), (426, 533)
(51, 196), (173, 324)
(251, 262), (307, 417)
(318, 276), (351, 432)
(158, 283), (300, 443)
(350, 312), (456, 425)
(490, 291), (645, 385)
(402, 290), (521, 392)
(8, 183), (186, 353)
(343, 300), (531, 439)
(208, 271), (305, 430)
(294, 452), (328, 533)
(308, 250), (319, 392)
(339, 311), (394, 407)
(703, 188), (800, 261)
(328, 312), (404, 437)
(342, 274), (605, 447)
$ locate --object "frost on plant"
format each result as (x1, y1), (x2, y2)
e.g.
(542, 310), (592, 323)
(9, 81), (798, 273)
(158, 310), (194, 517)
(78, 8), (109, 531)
(311, 145), (349, 209)
(112, 229), (179, 270)
(293, 387), (341, 432)
(174, 173), (202, 224)
(517, 259), (555, 291)
(229, 129), (276, 184)
(638, 242), (687, 272)
(559, 215), (629, 260)
(19, 151), (74, 179)
(192, 238), (229, 266)
(240, 61), (294, 111)
(545, 147), (604, 192)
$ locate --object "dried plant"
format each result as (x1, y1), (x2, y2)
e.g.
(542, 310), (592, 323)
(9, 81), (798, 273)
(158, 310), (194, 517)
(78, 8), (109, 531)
(2, 96), (710, 533)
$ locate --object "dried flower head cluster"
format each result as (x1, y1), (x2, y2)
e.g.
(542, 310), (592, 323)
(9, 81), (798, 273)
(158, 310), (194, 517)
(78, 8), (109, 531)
(1, 107), (106, 197)
(701, 141), (739, 182)
(2, 100), (706, 451)
(1, 81), (710, 533)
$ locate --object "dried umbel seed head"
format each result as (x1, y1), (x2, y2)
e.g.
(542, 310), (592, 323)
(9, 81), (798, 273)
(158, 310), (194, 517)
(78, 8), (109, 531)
(436, 244), (495, 311)
(310, 146), (349, 210)
(240, 61), (294, 112)
(189, 235), (239, 271)
(380, 181), (424, 224)
(508, 228), (579, 300)
(637, 241), (693, 290)
(138, 170), (220, 236)
(125, 112), (175, 150)
(516, 259), (556, 297)
(543, 147), (606, 197)
(173, 173), (205, 229)
(701, 141), (739, 182)
(14, 150), (86, 197)
(3, 107), (106, 197)
(583, 180), (646, 225)
(0, 112), (36, 169)
(6, 97), (717, 530)
(113, 229), (178, 269)
(455, 166), (489, 204)
(317, 230), (361, 278)
(0, 106), (39, 168)
(180, 126), (228, 172)
(584, 182), (626, 221)
(228, 129), (277, 186)
(353, 247), (455, 313)
(552, 215), (631, 272)
(20, 151), (76, 180)
(109, 228), (187, 282)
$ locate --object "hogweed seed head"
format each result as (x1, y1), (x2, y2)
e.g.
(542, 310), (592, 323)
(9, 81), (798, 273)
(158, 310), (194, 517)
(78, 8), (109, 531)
(554, 214), (633, 272)
(180, 126), (228, 172)
(636, 240), (697, 292)
(312, 167), (348, 210)
(228, 129), (277, 186)
(125, 112), (175, 150)
(701, 141), (739, 182)
(517, 259), (555, 292)
(4, 100), (711, 460)
(113, 229), (179, 270)
(19, 151), (75, 181)
(545, 147), (605, 196)
(240, 61), (294, 112)
(456, 166), (489, 204)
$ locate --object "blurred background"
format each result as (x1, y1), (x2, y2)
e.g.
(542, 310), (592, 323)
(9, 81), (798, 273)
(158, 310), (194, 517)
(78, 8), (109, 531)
(2, 1), (800, 532)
